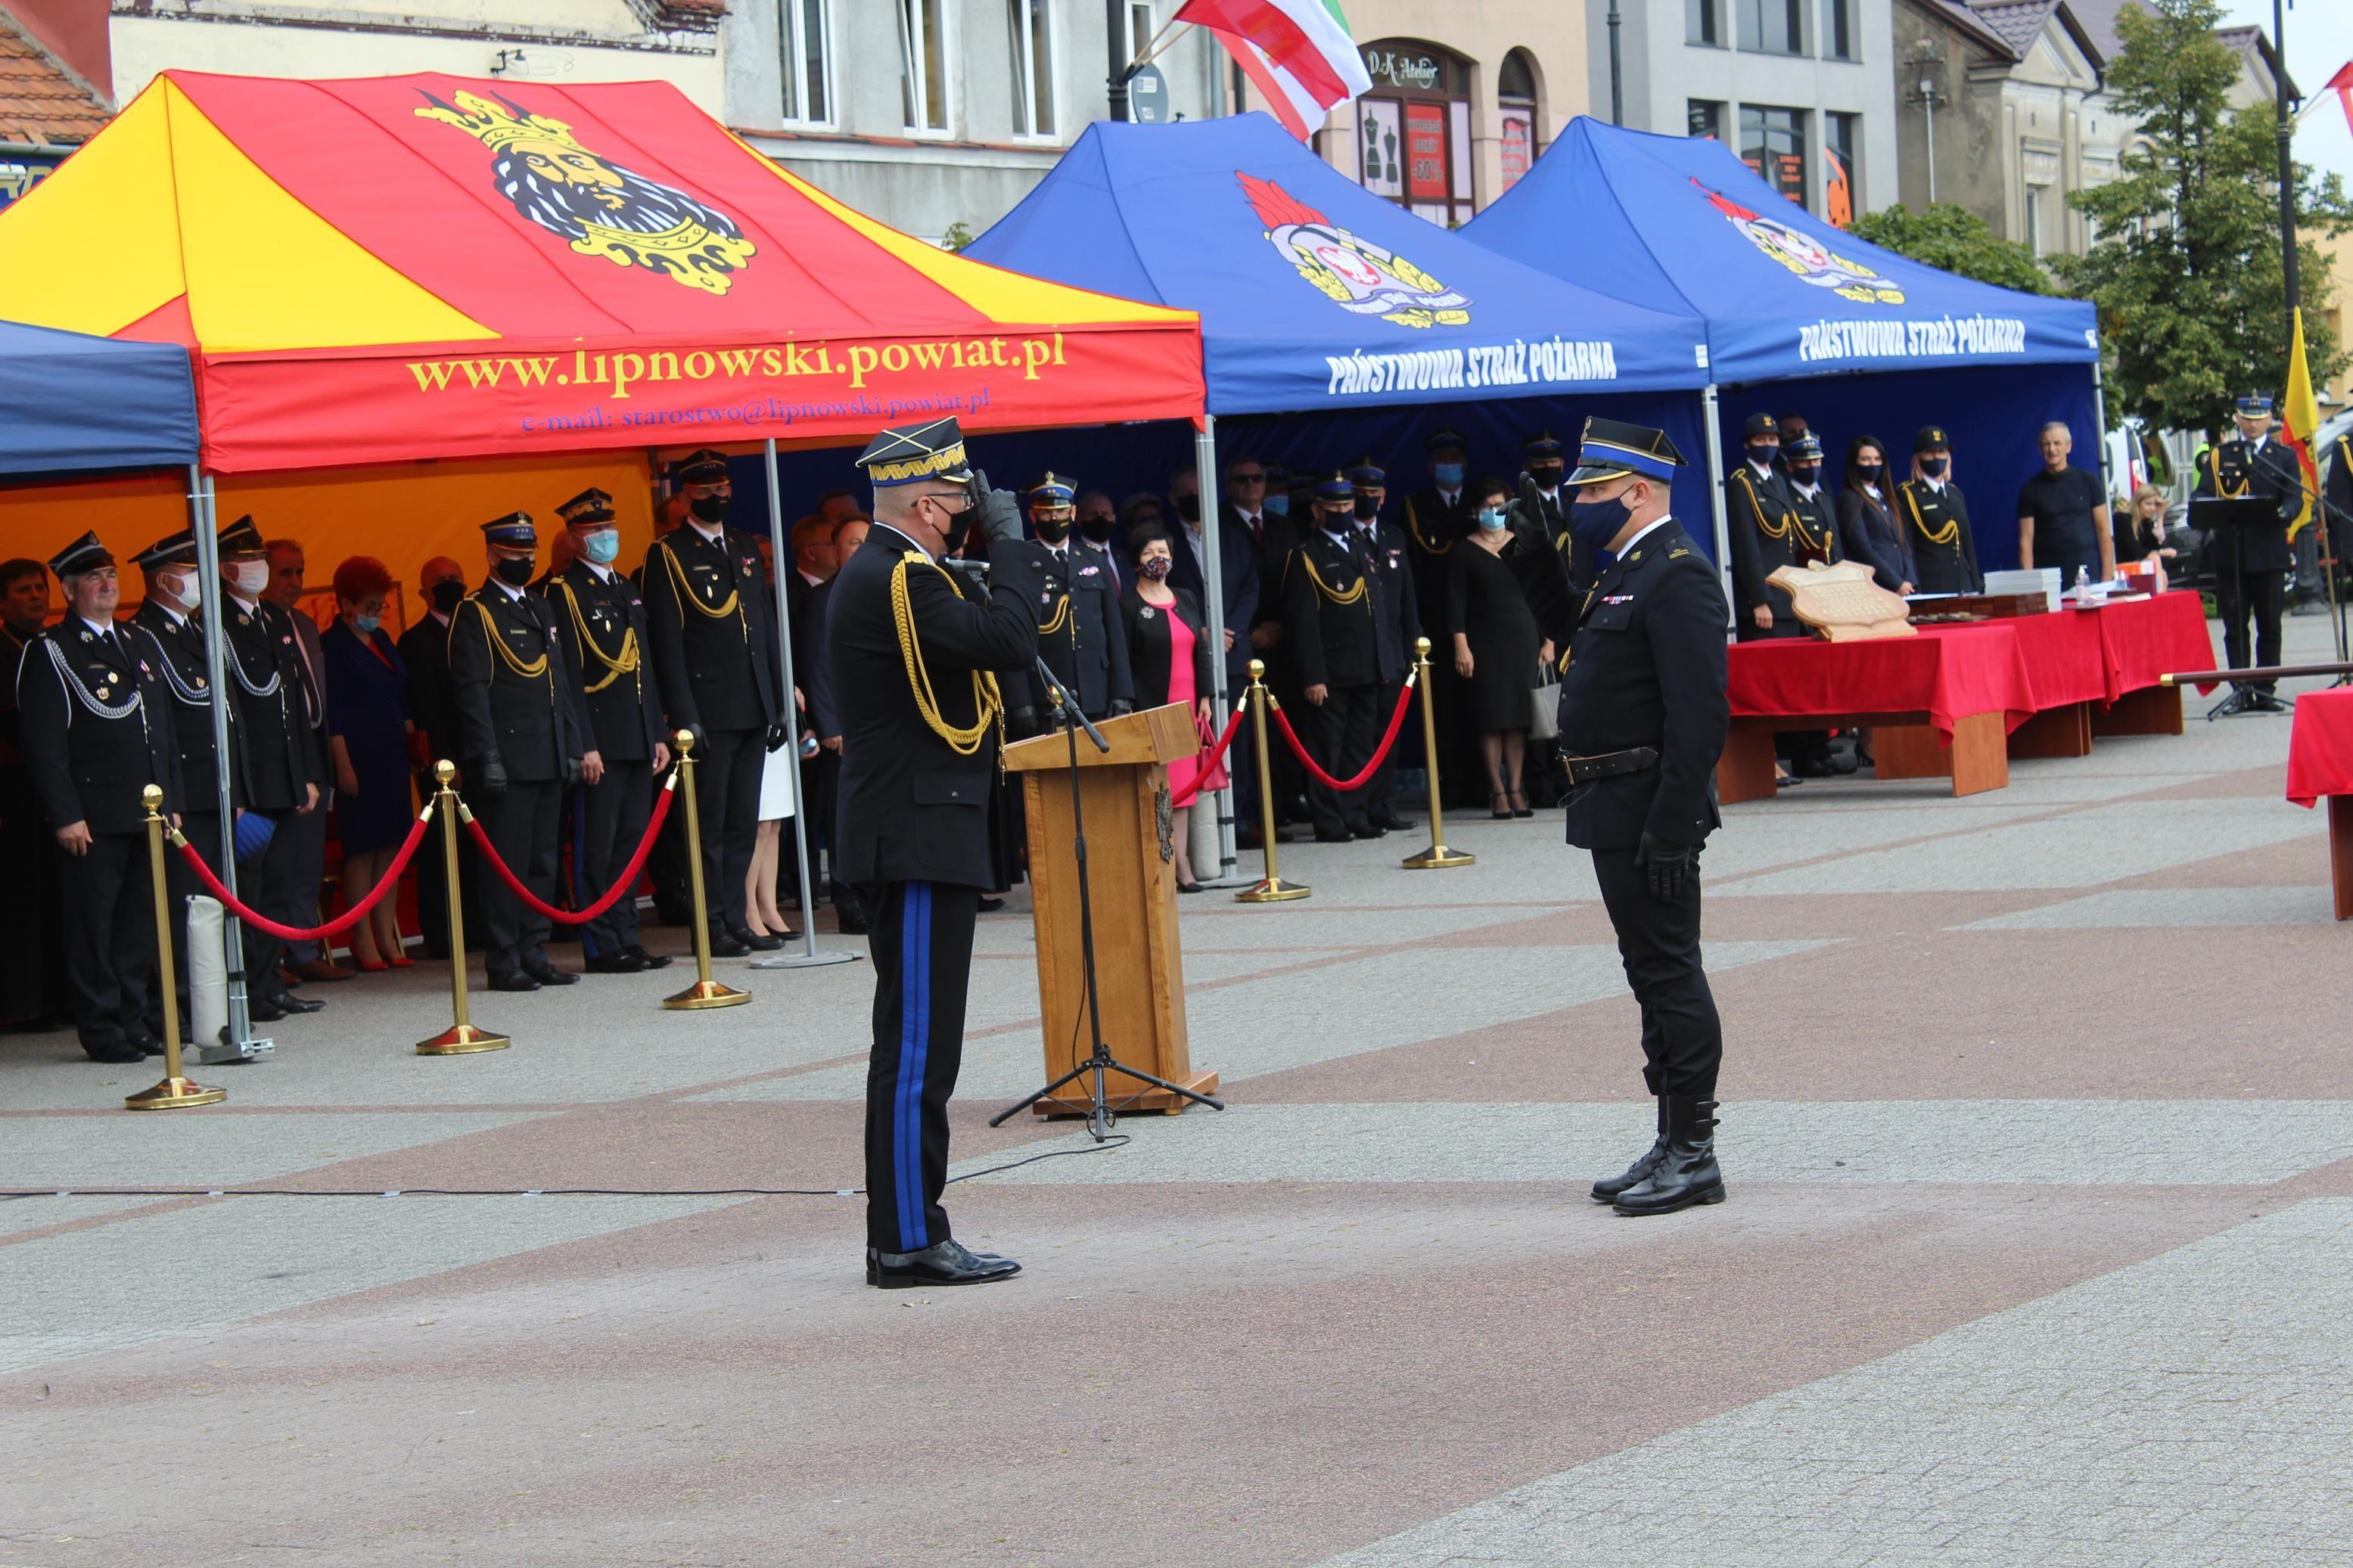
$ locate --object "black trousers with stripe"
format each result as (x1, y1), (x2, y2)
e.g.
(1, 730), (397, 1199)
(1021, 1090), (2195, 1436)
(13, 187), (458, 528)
(1297, 682), (1381, 837)
(863, 879), (981, 1253)
(476, 778), (559, 979)
(59, 830), (158, 1051)
(1590, 846), (1722, 1102)
(573, 762), (652, 959)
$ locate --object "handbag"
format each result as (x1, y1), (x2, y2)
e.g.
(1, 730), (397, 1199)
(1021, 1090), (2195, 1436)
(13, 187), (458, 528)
(1528, 657), (1560, 741)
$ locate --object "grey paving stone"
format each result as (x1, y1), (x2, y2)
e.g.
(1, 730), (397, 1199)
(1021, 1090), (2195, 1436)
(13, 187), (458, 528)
(0, 1111), (546, 1187)
(1958, 885), (2337, 929)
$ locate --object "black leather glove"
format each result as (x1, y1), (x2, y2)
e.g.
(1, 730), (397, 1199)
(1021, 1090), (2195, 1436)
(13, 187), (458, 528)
(1509, 473), (1546, 536)
(478, 754), (508, 799)
(1006, 706), (1039, 740)
(764, 722), (790, 753)
(1108, 700), (1133, 717)
(968, 467), (1024, 546)
(561, 756), (581, 787)
(1635, 832), (1695, 903)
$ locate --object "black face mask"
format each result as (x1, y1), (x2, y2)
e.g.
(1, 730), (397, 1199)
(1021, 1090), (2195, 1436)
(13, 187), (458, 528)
(1077, 514), (1114, 543)
(1748, 442), (1780, 465)
(493, 557), (536, 587)
(1353, 495), (1378, 520)
(1789, 464), (1820, 486)
(1854, 462), (1885, 484)
(1034, 516), (1070, 544)
(1919, 456), (1950, 479)
(1528, 462), (1565, 489)
(1174, 493), (1201, 523)
(691, 494), (730, 524)
(1568, 492), (1633, 553)
(429, 579), (465, 613)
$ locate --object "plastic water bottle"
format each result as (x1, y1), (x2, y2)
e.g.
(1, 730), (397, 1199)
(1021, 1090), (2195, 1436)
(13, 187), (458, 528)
(2075, 564), (2091, 599)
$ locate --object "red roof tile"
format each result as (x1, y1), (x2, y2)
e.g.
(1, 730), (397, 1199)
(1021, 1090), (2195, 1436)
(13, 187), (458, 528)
(0, 14), (110, 147)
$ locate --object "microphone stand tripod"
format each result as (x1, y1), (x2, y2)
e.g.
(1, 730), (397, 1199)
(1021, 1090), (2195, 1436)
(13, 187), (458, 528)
(990, 655), (1226, 1142)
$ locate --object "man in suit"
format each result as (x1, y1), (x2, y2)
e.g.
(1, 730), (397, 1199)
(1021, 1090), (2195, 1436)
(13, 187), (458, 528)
(216, 517), (326, 1023)
(1217, 455), (1285, 837)
(2194, 393), (2305, 714)
(263, 537), (349, 984)
(546, 489), (672, 975)
(1284, 472), (1395, 843)
(645, 449), (789, 956)
(1897, 425), (1984, 595)
(450, 514), (588, 991)
(16, 532), (182, 1061)
(1549, 418), (1731, 1217)
(399, 556), (473, 958)
(830, 418), (1042, 1289)
(1346, 457), (1421, 833)
(1401, 430), (1481, 809)
(790, 510), (866, 934)
(1, 556), (69, 1031)
(1168, 466), (1260, 704)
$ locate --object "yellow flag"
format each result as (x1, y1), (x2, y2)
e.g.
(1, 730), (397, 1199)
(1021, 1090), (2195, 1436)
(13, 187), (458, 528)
(2283, 306), (2322, 539)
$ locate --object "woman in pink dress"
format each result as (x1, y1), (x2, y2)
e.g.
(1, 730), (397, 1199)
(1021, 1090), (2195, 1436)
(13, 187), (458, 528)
(1120, 525), (1217, 890)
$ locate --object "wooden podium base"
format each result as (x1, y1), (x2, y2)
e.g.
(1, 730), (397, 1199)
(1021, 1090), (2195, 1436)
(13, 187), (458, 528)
(1030, 1069), (1221, 1119)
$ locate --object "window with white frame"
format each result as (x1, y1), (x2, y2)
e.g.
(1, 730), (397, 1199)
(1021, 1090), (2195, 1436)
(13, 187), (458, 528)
(780, 0), (831, 125)
(899, 0), (950, 134)
(1009, 0), (1056, 139)
(1121, 0), (1156, 64)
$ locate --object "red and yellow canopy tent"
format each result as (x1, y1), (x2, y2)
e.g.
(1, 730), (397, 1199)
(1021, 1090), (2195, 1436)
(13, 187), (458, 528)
(0, 70), (1204, 576)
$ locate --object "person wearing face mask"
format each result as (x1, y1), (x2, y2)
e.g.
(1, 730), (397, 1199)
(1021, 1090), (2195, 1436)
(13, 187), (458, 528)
(1770, 435), (1852, 779)
(2193, 393), (2302, 713)
(451, 513), (589, 992)
(216, 515), (327, 1023)
(1003, 473), (1133, 728)
(129, 529), (231, 1029)
(1538, 417), (1730, 1218)
(261, 537), (349, 986)
(319, 555), (418, 972)
(828, 417), (1042, 1289)
(1834, 434), (1913, 597)
(1, 555), (71, 1034)
(1897, 425), (1983, 595)
(1282, 471), (1394, 843)
(399, 556), (474, 960)
(1121, 523), (1219, 890)
(1069, 490), (1124, 591)
(644, 449), (789, 957)
(545, 488), (673, 975)
(1166, 464), (1260, 715)
(1447, 480), (1549, 817)
(1347, 458), (1421, 833)
(1519, 430), (1586, 588)
(1724, 412), (1817, 642)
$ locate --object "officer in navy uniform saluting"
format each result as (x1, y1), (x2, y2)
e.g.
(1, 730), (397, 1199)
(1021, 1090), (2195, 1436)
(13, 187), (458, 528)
(450, 513), (590, 992)
(1006, 472), (1133, 728)
(643, 449), (789, 956)
(829, 417), (1044, 1289)
(131, 528), (238, 1017)
(1532, 418), (1733, 1216)
(15, 532), (182, 1062)
(216, 515), (327, 1023)
(1896, 424), (1983, 595)
(2193, 393), (2303, 713)
(546, 489), (673, 973)
(1284, 470), (1392, 843)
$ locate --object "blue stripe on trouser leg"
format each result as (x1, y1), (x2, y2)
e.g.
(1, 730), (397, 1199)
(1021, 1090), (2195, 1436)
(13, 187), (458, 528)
(893, 881), (932, 1252)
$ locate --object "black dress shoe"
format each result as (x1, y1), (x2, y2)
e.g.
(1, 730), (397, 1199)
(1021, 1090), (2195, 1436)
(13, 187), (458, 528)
(1615, 1098), (1726, 1216)
(487, 971), (542, 993)
(706, 931), (751, 958)
(1313, 828), (1353, 843)
(585, 952), (648, 974)
(1590, 1098), (1668, 1203)
(866, 1238), (1021, 1290)
(82, 1039), (145, 1063)
(247, 997), (288, 1023)
(524, 963), (580, 986)
(977, 897), (1006, 913)
(1351, 824), (1388, 840)
(834, 914), (869, 936)
(129, 1033), (167, 1058)
(273, 992), (326, 1015)
(728, 925), (785, 952)
(622, 944), (674, 970)
(1376, 815), (1419, 831)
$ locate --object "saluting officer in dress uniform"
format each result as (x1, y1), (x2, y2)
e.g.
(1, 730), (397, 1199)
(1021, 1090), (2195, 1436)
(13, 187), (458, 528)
(1543, 419), (1732, 1216)
(1347, 457), (1421, 833)
(1897, 425), (1984, 595)
(131, 529), (237, 1015)
(1285, 472), (1394, 843)
(545, 489), (673, 974)
(643, 449), (788, 958)
(1010, 473), (1133, 726)
(217, 516), (326, 1023)
(16, 532), (182, 1062)
(450, 514), (589, 992)
(829, 417), (1043, 1289)
(2194, 393), (2303, 713)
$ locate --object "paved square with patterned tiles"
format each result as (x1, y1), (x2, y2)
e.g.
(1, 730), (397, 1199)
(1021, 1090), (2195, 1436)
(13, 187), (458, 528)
(5, 616), (2350, 1566)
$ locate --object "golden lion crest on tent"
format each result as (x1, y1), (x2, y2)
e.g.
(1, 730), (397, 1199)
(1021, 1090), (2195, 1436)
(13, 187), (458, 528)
(1237, 172), (1470, 330)
(415, 90), (756, 296)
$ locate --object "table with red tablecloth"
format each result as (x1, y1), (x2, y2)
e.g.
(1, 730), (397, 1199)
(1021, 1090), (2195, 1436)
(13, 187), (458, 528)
(2285, 688), (2353, 919)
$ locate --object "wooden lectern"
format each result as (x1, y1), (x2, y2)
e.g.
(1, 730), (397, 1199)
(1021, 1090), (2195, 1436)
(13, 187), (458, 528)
(1002, 703), (1219, 1117)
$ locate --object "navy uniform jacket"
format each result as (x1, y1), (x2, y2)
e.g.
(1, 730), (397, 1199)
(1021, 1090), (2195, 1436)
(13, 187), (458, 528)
(1354, 520), (1422, 673)
(545, 560), (662, 763)
(16, 616), (182, 835)
(1896, 477), (1983, 595)
(1003, 539), (1133, 717)
(828, 523), (1046, 890)
(129, 602), (234, 812)
(221, 596), (323, 813)
(1283, 525), (1389, 690)
(1401, 486), (1472, 635)
(398, 612), (461, 771)
(447, 583), (583, 783)
(644, 523), (782, 734)
(1555, 520), (1729, 852)
(2194, 436), (2302, 574)
(1724, 463), (1818, 629)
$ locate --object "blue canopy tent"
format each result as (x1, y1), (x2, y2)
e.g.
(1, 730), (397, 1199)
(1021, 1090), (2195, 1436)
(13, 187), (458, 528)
(0, 318), (198, 477)
(1464, 117), (2105, 576)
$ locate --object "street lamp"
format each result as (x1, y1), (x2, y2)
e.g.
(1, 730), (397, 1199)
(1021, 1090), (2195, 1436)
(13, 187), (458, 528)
(1904, 42), (1947, 203)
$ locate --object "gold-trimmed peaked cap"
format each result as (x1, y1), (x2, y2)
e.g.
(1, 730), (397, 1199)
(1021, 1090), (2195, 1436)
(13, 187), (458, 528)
(556, 486), (617, 526)
(855, 416), (973, 489)
(1567, 416), (1684, 486)
(480, 511), (537, 548)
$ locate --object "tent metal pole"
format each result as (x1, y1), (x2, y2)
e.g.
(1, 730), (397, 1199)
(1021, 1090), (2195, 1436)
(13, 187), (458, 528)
(1194, 413), (1241, 883)
(752, 438), (855, 970)
(190, 470), (264, 1062)
(1700, 384), (1734, 632)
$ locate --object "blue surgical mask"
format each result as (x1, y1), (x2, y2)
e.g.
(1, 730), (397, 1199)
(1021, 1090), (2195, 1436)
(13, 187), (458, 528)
(1264, 495), (1289, 517)
(1475, 507), (1508, 532)
(1568, 491), (1634, 552)
(582, 529), (620, 565)
(353, 613), (381, 635)
(1433, 461), (1465, 487)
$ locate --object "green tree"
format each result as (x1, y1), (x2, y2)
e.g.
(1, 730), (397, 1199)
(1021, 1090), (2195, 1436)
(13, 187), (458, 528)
(2053, 0), (2351, 434)
(1848, 203), (2054, 294)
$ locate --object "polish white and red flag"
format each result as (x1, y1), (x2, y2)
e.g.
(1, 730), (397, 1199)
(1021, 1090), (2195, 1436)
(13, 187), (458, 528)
(1175, 0), (1372, 140)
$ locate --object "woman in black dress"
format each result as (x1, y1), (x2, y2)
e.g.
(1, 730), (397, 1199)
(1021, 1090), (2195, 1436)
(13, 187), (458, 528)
(1447, 480), (1548, 818)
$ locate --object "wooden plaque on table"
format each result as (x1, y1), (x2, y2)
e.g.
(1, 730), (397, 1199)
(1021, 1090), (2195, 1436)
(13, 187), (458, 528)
(1767, 560), (1916, 641)
(1002, 704), (1220, 1116)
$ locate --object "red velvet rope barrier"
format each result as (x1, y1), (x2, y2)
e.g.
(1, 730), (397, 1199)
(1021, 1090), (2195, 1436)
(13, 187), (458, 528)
(1269, 675), (1420, 793)
(173, 809), (434, 942)
(462, 779), (676, 925)
(1170, 697), (1249, 810)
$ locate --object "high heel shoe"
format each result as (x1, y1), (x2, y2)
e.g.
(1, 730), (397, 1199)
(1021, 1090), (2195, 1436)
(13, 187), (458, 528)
(1509, 789), (1534, 819)
(387, 952), (416, 969)
(353, 957), (389, 973)
(1490, 790), (1512, 819)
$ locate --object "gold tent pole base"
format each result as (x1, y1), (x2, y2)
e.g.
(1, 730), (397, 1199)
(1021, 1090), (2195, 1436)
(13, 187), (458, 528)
(664, 977), (751, 1010)
(126, 1075), (227, 1111)
(417, 1023), (511, 1056)
(1234, 877), (1313, 903)
(1402, 844), (1475, 870)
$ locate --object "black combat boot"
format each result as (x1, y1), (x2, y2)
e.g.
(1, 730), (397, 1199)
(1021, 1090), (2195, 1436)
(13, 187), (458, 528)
(1590, 1097), (1668, 1203)
(1612, 1098), (1724, 1216)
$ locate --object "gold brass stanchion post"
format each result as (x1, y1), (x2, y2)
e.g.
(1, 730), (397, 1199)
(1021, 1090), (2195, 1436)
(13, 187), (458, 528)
(1234, 660), (1310, 903)
(664, 729), (750, 1009)
(126, 785), (225, 1110)
(1402, 636), (1474, 871)
(418, 760), (509, 1054)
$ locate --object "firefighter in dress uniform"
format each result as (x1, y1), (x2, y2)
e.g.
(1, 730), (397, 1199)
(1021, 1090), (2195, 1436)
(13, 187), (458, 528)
(1345, 457), (1420, 832)
(1896, 425), (1983, 595)
(1006, 472), (1133, 729)
(1284, 471), (1397, 843)
(2193, 393), (2304, 713)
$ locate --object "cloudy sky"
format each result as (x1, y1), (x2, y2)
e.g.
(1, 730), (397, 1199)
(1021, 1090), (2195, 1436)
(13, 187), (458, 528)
(2217, 0), (2352, 185)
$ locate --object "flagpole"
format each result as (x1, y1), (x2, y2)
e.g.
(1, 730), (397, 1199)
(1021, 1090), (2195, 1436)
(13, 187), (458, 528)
(2273, 0), (2299, 321)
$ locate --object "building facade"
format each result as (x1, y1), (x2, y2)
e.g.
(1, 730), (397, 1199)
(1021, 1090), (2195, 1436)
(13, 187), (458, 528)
(1587, 0), (1901, 225)
(2, 0), (113, 210)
